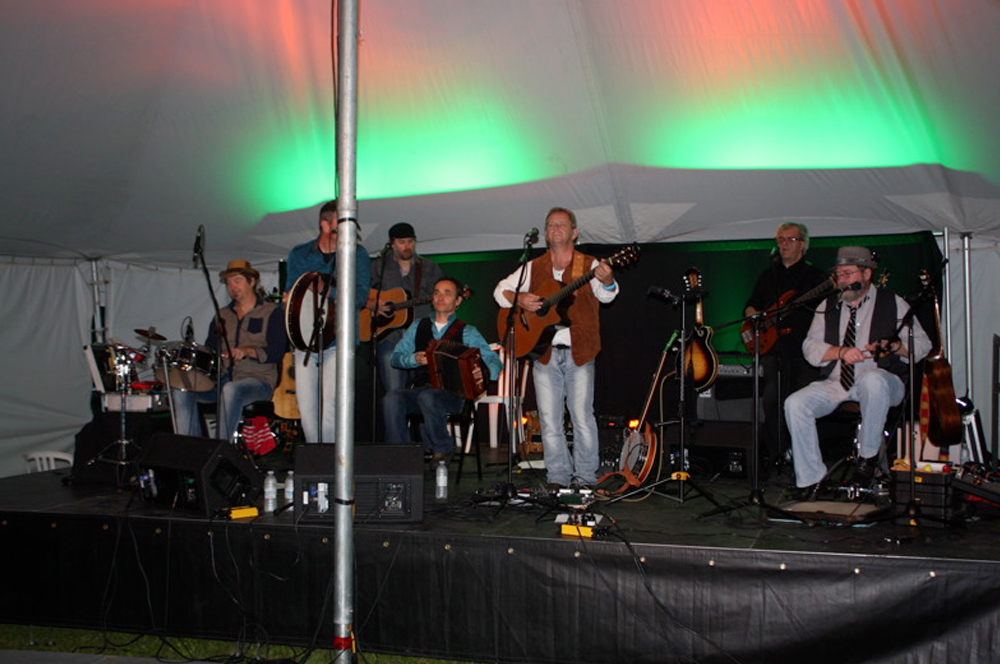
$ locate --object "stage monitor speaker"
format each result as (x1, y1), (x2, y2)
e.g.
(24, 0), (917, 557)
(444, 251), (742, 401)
(135, 432), (264, 517)
(294, 443), (424, 523)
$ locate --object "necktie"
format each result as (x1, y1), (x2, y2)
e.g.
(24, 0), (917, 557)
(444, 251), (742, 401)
(840, 306), (857, 390)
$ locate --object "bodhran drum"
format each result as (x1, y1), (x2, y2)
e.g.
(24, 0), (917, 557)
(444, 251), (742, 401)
(286, 271), (336, 352)
(154, 341), (217, 392)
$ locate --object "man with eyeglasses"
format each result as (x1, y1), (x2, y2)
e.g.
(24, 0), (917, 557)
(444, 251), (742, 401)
(744, 223), (827, 474)
(784, 246), (931, 497)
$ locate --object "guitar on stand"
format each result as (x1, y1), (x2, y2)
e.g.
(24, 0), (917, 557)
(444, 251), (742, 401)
(602, 271), (721, 507)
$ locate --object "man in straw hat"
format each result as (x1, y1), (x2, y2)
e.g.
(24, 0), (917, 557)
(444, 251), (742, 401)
(171, 259), (286, 443)
(784, 246), (931, 497)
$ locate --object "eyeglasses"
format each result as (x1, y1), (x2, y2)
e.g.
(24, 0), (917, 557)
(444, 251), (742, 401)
(775, 236), (803, 245)
(834, 269), (863, 279)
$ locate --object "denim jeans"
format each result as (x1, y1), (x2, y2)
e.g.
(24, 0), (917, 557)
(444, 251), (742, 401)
(532, 348), (600, 486)
(383, 386), (465, 454)
(377, 337), (409, 393)
(784, 369), (904, 488)
(171, 377), (273, 442)
(294, 346), (337, 443)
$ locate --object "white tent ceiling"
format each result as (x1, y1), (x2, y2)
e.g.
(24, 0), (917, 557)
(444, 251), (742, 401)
(1, 0), (999, 475)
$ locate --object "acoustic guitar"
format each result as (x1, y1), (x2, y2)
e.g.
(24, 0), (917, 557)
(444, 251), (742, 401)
(681, 268), (718, 392)
(919, 269), (962, 448)
(496, 245), (640, 359)
(271, 352), (300, 420)
(360, 285), (472, 342)
(740, 276), (836, 355)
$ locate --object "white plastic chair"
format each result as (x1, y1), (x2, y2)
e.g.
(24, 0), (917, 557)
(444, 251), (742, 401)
(24, 451), (74, 473)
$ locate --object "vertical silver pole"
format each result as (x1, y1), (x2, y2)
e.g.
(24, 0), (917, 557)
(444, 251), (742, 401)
(333, 0), (359, 659)
(942, 228), (953, 361)
(89, 259), (106, 344)
(962, 233), (974, 399)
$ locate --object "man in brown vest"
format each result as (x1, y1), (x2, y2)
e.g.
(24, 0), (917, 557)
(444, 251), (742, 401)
(493, 207), (619, 490)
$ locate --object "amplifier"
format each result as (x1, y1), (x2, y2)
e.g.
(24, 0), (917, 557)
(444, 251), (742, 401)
(294, 444), (424, 523)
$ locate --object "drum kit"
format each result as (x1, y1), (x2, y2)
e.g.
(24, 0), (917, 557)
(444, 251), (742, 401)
(103, 326), (219, 396)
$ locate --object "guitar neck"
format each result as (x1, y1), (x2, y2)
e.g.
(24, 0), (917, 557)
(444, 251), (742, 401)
(790, 277), (835, 306)
(544, 268), (597, 307)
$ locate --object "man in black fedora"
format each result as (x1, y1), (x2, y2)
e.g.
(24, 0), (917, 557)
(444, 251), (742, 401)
(784, 246), (931, 495)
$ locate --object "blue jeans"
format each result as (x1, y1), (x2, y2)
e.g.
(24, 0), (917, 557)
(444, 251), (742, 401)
(532, 348), (600, 486)
(294, 346), (337, 443)
(785, 369), (905, 488)
(377, 338), (409, 393)
(383, 386), (465, 454)
(171, 378), (273, 442)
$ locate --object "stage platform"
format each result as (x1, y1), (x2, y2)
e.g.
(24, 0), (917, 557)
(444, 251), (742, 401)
(2, 443), (1000, 664)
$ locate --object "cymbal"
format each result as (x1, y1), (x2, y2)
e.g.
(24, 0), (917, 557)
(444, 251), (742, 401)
(135, 328), (167, 342)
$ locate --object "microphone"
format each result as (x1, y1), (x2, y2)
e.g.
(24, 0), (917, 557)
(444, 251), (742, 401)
(525, 227), (539, 244)
(838, 282), (863, 292)
(192, 225), (204, 268)
(184, 319), (195, 343)
(647, 285), (680, 304)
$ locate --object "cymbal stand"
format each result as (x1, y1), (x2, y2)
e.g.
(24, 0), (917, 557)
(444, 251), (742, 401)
(86, 350), (141, 488)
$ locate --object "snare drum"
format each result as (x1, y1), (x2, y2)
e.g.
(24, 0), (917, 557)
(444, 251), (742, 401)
(155, 341), (217, 392)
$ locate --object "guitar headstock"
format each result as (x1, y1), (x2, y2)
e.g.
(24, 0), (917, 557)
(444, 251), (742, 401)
(918, 268), (929, 288)
(683, 267), (703, 291)
(606, 244), (640, 270)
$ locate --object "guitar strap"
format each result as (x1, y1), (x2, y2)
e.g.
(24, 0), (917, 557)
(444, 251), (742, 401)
(569, 251), (586, 283)
(413, 257), (423, 298)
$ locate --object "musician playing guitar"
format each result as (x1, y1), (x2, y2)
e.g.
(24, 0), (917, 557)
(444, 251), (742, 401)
(743, 222), (828, 471)
(493, 207), (619, 491)
(366, 222), (443, 394)
(384, 277), (502, 463)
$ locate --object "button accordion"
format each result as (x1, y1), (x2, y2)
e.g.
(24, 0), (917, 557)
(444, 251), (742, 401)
(426, 339), (487, 401)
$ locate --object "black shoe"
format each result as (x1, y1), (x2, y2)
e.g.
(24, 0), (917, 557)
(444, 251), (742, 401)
(789, 483), (819, 502)
(854, 456), (877, 486)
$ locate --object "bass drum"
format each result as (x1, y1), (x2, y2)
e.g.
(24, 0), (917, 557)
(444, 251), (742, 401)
(154, 341), (217, 392)
(286, 271), (336, 352)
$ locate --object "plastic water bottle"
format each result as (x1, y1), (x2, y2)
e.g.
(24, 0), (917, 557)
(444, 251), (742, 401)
(284, 471), (295, 505)
(263, 470), (277, 514)
(435, 460), (448, 500)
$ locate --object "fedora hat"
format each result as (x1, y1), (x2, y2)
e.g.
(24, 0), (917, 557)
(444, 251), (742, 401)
(832, 246), (878, 270)
(219, 259), (260, 282)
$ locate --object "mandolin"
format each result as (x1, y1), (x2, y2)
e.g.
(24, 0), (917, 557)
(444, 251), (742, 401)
(681, 268), (718, 392)
(497, 245), (639, 359)
(919, 269), (962, 447)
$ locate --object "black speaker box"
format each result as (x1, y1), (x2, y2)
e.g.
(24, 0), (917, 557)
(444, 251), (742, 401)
(135, 432), (264, 516)
(294, 443), (424, 523)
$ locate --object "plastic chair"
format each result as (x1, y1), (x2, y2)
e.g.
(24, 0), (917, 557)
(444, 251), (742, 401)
(24, 451), (74, 473)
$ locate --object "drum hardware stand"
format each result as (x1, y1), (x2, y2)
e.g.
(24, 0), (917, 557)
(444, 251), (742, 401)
(608, 287), (720, 507)
(86, 349), (143, 488)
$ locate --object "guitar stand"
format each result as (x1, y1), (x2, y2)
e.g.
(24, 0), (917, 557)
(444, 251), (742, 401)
(604, 426), (722, 508)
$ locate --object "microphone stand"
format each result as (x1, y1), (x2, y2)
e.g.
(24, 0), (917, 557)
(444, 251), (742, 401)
(303, 252), (337, 444)
(492, 231), (537, 503)
(369, 245), (390, 440)
(194, 230), (233, 441)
